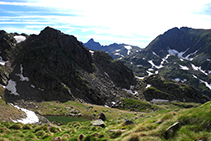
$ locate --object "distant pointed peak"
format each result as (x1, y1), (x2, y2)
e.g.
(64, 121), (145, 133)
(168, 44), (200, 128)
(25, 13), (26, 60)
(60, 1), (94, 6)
(87, 38), (95, 43)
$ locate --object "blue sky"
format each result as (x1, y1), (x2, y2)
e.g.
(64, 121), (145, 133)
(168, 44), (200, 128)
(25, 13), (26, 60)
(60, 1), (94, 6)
(0, 0), (211, 48)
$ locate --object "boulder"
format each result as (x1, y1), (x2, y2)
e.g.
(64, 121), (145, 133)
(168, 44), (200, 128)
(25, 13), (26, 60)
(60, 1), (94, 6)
(91, 119), (105, 127)
(124, 119), (135, 126)
(99, 113), (107, 121)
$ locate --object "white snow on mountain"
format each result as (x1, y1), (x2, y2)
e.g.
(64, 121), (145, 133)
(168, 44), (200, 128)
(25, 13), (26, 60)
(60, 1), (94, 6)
(124, 46), (132, 55)
(179, 65), (189, 70)
(11, 104), (39, 124)
(192, 75), (198, 79)
(152, 51), (159, 57)
(200, 79), (211, 90)
(0, 56), (6, 65)
(89, 50), (94, 55)
(16, 64), (29, 81)
(181, 79), (187, 82)
(146, 70), (154, 76)
(122, 85), (138, 95)
(167, 47), (196, 61)
(5, 80), (19, 95)
(115, 49), (121, 52)
(174, 78), (180, 81)
(14, 35), (26, 43)
(148, 60), (163, 69)
(191, 64), (208, 75)
(146, 84), (151, 89)
(137, 65), (142, 67)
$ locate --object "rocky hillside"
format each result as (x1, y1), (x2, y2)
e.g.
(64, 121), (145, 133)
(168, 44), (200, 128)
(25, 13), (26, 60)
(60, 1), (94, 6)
(0, 27), (137, 106)
(121, 27), (211, 98)
(83, 38), (141, 59)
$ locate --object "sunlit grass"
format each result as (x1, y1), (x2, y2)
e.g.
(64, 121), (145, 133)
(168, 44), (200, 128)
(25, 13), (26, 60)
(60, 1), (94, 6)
(0, 99), (210, 140)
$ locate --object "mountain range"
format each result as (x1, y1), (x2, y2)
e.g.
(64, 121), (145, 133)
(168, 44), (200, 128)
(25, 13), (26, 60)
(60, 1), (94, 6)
(121, 27), (211, 98)
(0, 26), (209, 108)
(83, 38), (141, 59)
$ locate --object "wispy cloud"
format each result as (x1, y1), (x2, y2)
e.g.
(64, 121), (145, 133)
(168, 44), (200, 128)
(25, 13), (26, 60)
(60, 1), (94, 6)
(0, 0), (211, 47)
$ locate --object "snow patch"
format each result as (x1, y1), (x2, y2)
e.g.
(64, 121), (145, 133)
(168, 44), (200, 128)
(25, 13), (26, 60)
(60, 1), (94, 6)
(6, 80), (19, 95)
(174, 78), (180, 81)
(146, 84), (151, 89)
(124, 46), (132, 55)
(148, 60), (163, 69)
(38, 88), (44, 91)
(10, 104), (39, 124)
(137, 65), (142, 67)
(192, 75), (198, 79)
(14, 35), (26, 43)
(152, 51), (159, 57)
(122, 85), (138, 95)
(89, 50), (94, 55)
(115, 49), (121, 52)
(148, 68), (154, 71)
(199, 79), (211, 90)
(191, 64), (208, 75)
(16, 64), (29, 81)
(146, 71), (154, 76)
(179, 65), (189, 70)
(167, 47), (196, 61)
(104, 105), (109, 108)
(135, 76), (144, 80)
(0, 56), (6, 66)
(181, 79), (187, 83)
(104, 72), (109, 78)
(0, 84), (5, 88)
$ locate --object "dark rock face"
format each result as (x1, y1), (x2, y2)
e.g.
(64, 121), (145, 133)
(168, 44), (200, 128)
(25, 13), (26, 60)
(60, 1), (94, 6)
(93, 51), (136, 89)
(1, 27), (137, 105)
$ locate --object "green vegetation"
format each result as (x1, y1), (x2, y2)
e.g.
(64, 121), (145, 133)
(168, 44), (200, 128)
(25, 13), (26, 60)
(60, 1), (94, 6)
(0, 99), (209, 141)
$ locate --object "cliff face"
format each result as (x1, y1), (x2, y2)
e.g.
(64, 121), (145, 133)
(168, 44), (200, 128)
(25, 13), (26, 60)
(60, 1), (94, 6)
(0, 27), (137, 105)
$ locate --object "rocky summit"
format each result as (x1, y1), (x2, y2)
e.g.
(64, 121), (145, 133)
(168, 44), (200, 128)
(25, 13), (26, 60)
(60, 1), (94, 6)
(0, 27), (136, 105)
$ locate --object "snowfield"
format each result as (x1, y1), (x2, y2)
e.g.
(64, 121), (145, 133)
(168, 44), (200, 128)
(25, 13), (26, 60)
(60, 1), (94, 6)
(14, 35), (26, 43)
(124, 46), (132, 55)
(10, 104), (39, 124)
(6, 80), (19, 95)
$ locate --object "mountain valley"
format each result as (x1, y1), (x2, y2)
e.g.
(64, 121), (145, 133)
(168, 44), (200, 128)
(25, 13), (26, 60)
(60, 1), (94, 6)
(0, 26), (211, 140)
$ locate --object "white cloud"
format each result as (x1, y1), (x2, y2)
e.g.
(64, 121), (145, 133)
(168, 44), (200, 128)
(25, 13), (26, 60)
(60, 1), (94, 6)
(1, 0), (211, 47)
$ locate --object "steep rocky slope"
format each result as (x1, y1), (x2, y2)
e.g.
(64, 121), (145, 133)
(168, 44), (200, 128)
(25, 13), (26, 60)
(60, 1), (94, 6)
(0, 27), (136, 105)
(122, 27), (211, 98)
(84, 38), (141, 59)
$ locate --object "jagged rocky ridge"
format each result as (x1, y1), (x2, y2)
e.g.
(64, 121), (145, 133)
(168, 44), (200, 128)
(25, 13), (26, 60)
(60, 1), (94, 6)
(121, 27), (211, 98)
(84, 38), (141, 59)
(0, 27), (137, 105)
